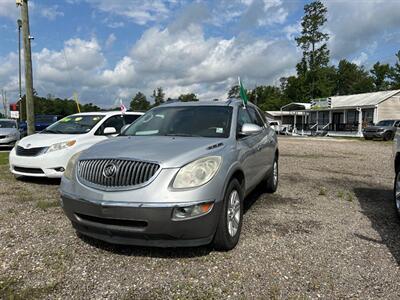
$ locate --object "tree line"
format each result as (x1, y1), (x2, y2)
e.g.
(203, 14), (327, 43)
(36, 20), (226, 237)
(4, 1), (399, 118)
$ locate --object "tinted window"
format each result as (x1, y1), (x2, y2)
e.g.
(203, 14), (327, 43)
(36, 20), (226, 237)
(124, 114), (141, 124)
(0, 120), (17, 128)
(377, 120), (395, 126)
(123, 106), (232, 138)
(237, 107), (253, 133)
(97, 115), (124, 135)
(248, 107), (265, 127)
(42, 115), (104, 134)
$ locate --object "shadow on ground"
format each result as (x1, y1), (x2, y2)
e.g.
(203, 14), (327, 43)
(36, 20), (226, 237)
(354, 186), (400, 265)
(17, 176), (61, 186)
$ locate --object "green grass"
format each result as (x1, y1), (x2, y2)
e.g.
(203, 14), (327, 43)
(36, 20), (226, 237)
(0, 152), (9, 165)
(0, 276), (58, 300)
(36, 200), (60, 211)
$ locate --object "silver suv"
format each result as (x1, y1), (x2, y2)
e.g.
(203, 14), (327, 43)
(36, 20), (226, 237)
(60, 100), (279, 250)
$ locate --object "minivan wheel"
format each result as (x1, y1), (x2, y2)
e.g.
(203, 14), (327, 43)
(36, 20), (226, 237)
(264, 158), (278, 193)
(395, 170), (400, 219)
(213, 179), (243, 251)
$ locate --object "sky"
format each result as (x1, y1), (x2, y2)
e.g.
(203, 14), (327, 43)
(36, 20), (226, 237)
(0, 0), (400, 109)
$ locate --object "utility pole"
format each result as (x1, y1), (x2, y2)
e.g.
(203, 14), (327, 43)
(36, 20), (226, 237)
(17, 18), (22, 121)
(18, 0), (35, 135)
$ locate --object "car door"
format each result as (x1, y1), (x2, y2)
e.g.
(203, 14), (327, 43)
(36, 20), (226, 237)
(247, 106), (273, 179)
(236, 106), (265, 191)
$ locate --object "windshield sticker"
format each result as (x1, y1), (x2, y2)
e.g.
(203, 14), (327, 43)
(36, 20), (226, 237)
(93, 117), (100, 121)
(216, 128), (224, 133)
(60, 118), (71, 122)
(74, 117), (83, 122)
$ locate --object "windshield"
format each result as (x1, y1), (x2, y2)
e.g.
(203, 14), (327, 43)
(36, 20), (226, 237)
(122, 106), (232, 138)
(0, 120), (16, 128)
(376, 120), (395, 126)
(42, 115), (105, 134)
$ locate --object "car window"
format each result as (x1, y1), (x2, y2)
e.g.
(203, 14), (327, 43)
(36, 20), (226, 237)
(395, 121), (400, 127)
(248, 107), (265, 127)
(123, 114), (141, 125)
(237, 106), (253, 135)
(0, 120), (17, 128)
(256, 108), (267, 126)
(42, 115), (104, 134)
(96, 115), (124, 135)
(122, 106), (232, 138)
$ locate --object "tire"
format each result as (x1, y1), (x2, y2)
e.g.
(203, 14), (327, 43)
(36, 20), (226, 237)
(395, 170), (400, 219)
(264, 158), (279, 193)
(383, 131), (394, 141)
(213, 179), (243, 251)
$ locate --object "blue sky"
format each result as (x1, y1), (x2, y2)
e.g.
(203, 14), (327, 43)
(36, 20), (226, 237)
(0, 0), (400, 108)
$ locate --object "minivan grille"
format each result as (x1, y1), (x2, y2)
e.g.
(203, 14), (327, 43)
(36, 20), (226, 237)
(16, 146), (47, 156)
(77, 159), (160, 189)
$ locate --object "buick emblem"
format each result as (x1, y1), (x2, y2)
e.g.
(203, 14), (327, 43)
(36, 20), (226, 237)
(26, 143), (31, 148)
(103, 162), (117, 178)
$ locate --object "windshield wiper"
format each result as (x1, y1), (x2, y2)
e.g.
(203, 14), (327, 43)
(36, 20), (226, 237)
(165, 133), (201, 137)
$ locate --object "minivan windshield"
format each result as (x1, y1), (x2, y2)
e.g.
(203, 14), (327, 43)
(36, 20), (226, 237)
(376, 120), (395, 126)
(42, 115), (105, 134)
(0, 120), (16, 128)
(122, 106), (232, 138)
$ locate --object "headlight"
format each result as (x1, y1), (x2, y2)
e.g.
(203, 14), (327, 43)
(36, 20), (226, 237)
(46, 140), (76, 153)
(63, 151), (82, 180)
(172, 156), (222, 189)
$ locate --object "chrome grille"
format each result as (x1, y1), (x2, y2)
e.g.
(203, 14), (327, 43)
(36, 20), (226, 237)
(16, 146), (47, 156)
(77, 159), (160, 190)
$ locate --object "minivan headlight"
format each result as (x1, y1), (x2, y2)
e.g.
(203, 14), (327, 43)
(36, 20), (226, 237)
(172, 156), (222, 189)
(64, 151), (82, 180)
(46, 140), (76, 153)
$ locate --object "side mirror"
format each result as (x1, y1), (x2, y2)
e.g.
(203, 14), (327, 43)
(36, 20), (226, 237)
(103, 127), (117, 135)
(240, 123), (263, 136)
(120, 124), (130, 134)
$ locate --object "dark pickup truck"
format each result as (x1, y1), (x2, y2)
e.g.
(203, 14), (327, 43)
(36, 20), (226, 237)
(363, 119), (400, 141)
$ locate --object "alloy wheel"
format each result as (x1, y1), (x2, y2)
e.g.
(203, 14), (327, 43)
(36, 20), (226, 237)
(227, 190), (241, 237)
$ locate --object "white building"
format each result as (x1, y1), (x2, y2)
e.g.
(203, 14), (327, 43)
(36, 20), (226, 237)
(267, 90), (400, 137)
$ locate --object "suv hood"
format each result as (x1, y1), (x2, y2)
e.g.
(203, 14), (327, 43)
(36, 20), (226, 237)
(0, 128), (18, 136)
(364, 125), (395, 132)
(18, 133), (85, 148)
(79, 136), (227, 168)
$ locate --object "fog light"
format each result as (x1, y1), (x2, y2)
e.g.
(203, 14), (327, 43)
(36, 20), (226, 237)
(54, 167), (65, 172)
(172, 202), (214, 221)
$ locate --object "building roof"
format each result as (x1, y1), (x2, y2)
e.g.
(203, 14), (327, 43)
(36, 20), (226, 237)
(281, 102), (311, 111)
(266, 111), (307, 117)
(330, 90), (400, 108)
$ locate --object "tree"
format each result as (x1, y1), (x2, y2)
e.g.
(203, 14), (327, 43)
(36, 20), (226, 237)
(295, 0), (330, 98)
(130, 92), (150, 111)
(178, 93), (198, 102)
(371, 62), (392, 91)
(391, 51), (400, 89)
(248, 85), (289, 111)
(152, 87), (165, 107)
(335, 59), (374, 95)
(228, 85), (240, 98)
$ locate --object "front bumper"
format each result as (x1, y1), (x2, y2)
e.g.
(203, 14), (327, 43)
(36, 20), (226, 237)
(363, 131), (384, 139)
(9, 147), (74, 178)
(0, 136), (18, 147)
(61, 192), (221, 247)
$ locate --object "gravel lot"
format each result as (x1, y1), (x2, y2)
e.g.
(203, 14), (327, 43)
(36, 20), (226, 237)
(1, 137), (399, 299)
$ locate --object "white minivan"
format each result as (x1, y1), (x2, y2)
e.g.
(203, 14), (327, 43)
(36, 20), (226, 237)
(9, 111), (143, 178)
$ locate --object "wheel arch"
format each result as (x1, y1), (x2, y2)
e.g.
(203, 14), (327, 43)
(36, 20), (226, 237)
(395, 152), (400, 174)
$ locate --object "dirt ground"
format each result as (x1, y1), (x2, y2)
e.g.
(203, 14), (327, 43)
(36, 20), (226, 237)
(1, 137), (399, 299)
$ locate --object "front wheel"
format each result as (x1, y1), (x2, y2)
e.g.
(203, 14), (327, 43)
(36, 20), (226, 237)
(395, 170), (400, 219)
(383, 131), (394, 141)
(213, 179), (243, 251)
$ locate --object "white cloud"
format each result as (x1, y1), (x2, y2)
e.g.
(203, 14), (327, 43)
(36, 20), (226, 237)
(0, 0), (19, 20)
(325, 0), (400, 59)
(40, 5), (64, 21)
(352, 52), (368, 66)
(85, 0), (180, 25)
(105, 33), (116, 48)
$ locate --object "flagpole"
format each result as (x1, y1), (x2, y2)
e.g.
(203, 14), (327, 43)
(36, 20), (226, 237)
(238, 76), (246, 109)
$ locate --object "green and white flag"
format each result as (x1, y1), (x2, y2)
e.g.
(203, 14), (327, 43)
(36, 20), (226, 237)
(238, 77), (248, 108)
